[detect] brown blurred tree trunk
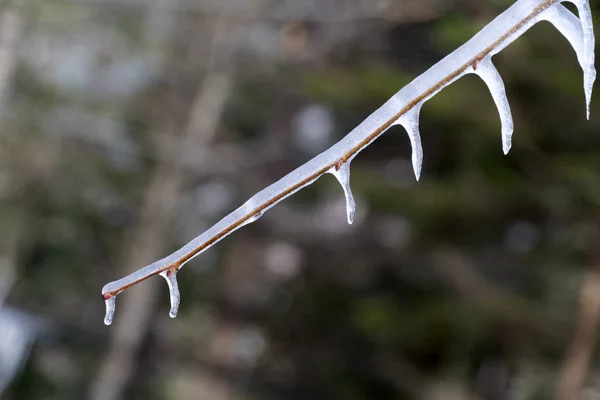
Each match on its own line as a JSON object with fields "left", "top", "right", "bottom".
{"left": 0, "top": 8, "right": 23, "bottom": 302}
{"left": 90, "top": 21, "right": 234, "bottom": 400}
{"left": 556, "top": 261, "right": 600, "bottom": 400}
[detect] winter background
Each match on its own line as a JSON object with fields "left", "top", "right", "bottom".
{"left": 1, "top": 0, "right": 600, "bottom": 399}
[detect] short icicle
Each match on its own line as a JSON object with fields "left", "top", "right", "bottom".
{"left": 160, "top": 269, "right": 180, "bottom": 318}
{"left": 330, "top": 162, "right": 356, "bottom": 224}
{"left": 541, "top": 2, "right": 595, "bottom": 119}
{"left": 398, "top": 104, "right": 423, "bottom": 180}
{"left": 104, "top": 296, "right": 116, "bottom": 326}
{"left": 473, "top": 57, "right": 513, "bottom": 154}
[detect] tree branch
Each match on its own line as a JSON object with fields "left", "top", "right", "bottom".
{"left": 102, "top": 0, "right": 596, "bottom": 324}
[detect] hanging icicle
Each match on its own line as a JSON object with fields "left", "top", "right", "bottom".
{"left": 330, "top": 162, "right": 356, "bottom": 224}
{"left": 103, "top": 295, "right": 116, "bottom": 326}
{"left": 540, "top": 3, "right": 596, "bottom": 119}
{"left": 397, "top": 104, "right": 424, "bottom": 180}
{"left": 160, "top": 269, "right": 180, "bottom": 318}
{"left": 472, "top": 58, "right": 514, "bottom": 155}
{"left": 569, "top": 0, "right": 596, "bottom": 119}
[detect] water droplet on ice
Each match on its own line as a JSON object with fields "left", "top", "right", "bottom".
{"left": 248, "top": 211, "right": 263, "bottom": 223}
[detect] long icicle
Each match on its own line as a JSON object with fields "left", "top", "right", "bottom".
{"left": 566, "top": 0, "right": 596, "bottom": 118}
{"left": 540, "top": 4, "right": 595, "bottom": 118}
{"left": 330, "top": 162, "right": 356, "bottom": 224}
{"left": 397, "top": 104, "right": 424, "bottom": 180}
{"left": 472, "top": 58, "right": 514, "bottom": 155}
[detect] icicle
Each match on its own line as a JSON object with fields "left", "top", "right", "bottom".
{"left": 104, "top": 296, "right": 116, "bottom": 326}
{"left": 473, "top": 58, "right": 514, "bottom": 155}
{"left": 330, "top": 162, "right": 356, "bottom": 224}
{"left": 572, "top": 0, "right": 596, "bottom": 120}
{"left": 160, "top": 269, "right": 180, "bottom": 318}
{"left": 397, "top": 104, "right": 423, "bottom": 180}
{"left": 542, "top": 2, "right": 595, "bottom": 119}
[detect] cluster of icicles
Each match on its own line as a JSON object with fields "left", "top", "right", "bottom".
{"left": 102, "top": 0, "right": 595, "bottom": 325}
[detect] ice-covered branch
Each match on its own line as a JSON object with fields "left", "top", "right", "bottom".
{"left": 102, "top": 0, "right": 595, "bottom": 325}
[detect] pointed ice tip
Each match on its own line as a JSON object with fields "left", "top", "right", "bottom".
{"left": 503, "top": 141, "right": 511, "bottom": 155}
{"left": 585, "top": 70, "right": 594, "bottom": 120}
{"left": 413, "top": 162, "right": 421, "bottom": 181}
{"left": 411, "top": 148, "right": 422, "bottom": 181}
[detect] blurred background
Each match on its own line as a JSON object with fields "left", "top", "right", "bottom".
{"left": 1, "top": 0, "right": 600, "bottom": 399}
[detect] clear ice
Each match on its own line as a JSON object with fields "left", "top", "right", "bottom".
{"left": 104, "top": 296, "right": 116, "bottom": 326}
{"left": 572, "top": 0, "right": 596, "bottom": 120}
{"left": 473, "top": 58, "right": 514, "bottom": 155}
{"left": 542, "top": 2, "right": 596, "bottom": 119}
{"left": 160, "top": 270, "right": 180, "bottom": 318}
{"left": 330, "top": 162, "right": 356, "bottom": 224}
{"left": 247, "top": 211, "right": 263, "bottom": 224}
{"left": 397, "top": 105, "right": 423, "bottom": 180}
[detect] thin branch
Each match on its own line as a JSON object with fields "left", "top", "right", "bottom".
{"left": 102, "top": 0, "right": 596, "bottom": 323}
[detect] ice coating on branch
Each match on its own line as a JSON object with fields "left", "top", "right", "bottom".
{"left": 473, "top": 58, "right": 514, "bottom": 154}
{"left": 104, "top": 296, "right": 116, "bottom": 326}
{"left": 330, "top": 162, "right": 356, "bottom": 224}
{"left": 397, "top": 105, "right": 423, "bottom": 180}
{"left": 101, "top": 0, "right": 597, "bottom": 326}
{"left": 541, "top": 2, "right": 596, "bottom": 119}
{"left": 160, "top": 269, "right": 180, "bottom": 318}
